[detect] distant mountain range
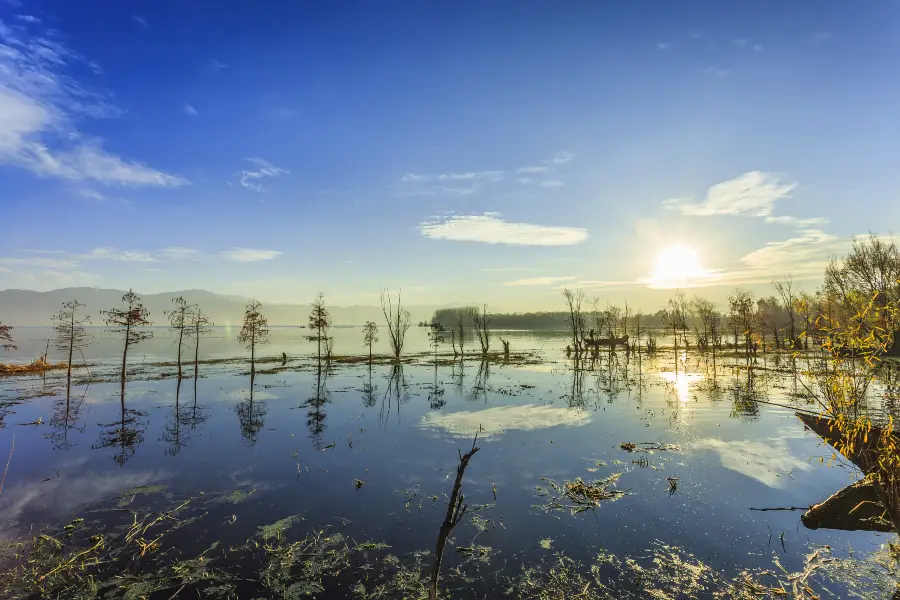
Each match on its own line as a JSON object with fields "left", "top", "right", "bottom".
{"left": 0, "top": 288, "right": 439, "bottom": 326}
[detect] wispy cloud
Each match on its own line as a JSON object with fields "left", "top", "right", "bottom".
{"left": 663, "top": 171, "right": 796, "bottom": 218}
{"left": 398, "top": 151, "right": 575, "bottom": 197}
{"left": 765, "top": 215, "right": 829, "bottom": 227}
{"left": 160, "top": 246, "right": 198, "bottom": 260}
{"left": 703, "top": 66, "right": 730, "bottom": 77}
{"left": 419, "top": 213, "right": 589, "bottom": 246}
{"left": 133, "top": 15, "right": 148, "bottom": 28}
{"left": 812, "top": 30, "right": 833, "bottom": 42}
{"left": 14, "top": 14, "right": 40, "bottom": 23}
{"left": 658, "top": 42, "right": 671, "bottom": 50}
{"left": 236, "top": 157, "right": 289, "bottom": 192}
{"left": 0, "top": 17, "right": 187, "bottom": 187}
{"left": 184, "top": 103, "right": 198, "bottom": 116}
{"left": 76, "top": 188, "right": 105, "bottom": 201}
{"left": 86, "top": 248, "right": 156, "bottom": 262}
{"left": 503, "top": 276, "right": 576, "bottom": 287}
{"left": 220, "top": 248, "right": 283, "bottom": 262}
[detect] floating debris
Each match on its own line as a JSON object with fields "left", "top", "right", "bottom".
{"left": 536, "top": 474, "right": 628, "bottom": 515}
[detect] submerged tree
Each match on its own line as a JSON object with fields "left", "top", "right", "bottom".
{"left": 166, "top": 296, "right": 194, "bottom": 379}
{"left": 363, "top": 320, "right": 378, "bottom": 363}
{"left": 238, "top": 300, "right": 270, "bottom": 375}
{"left": 563, "top": 288, "right": 585, "bottom": 354}
{"left": 103, "top": 290, "right": 153, "bottom": 393}
{"left": 186, "top": 306, "right": 213, "bottom": 380}
{"left": 307, "top": 293, "right": 331, "bottom": 361}
{"left": 471, "top": 304, "right": 491, "bottom": 355}
{"left": 1, "top": 320, "right": 16, "bottom": 351}
{"left": 728, "top": 288, "right": 756, "bottom": 359}
{"left": 381, "top": 289, "right": 411, "bottom": 360}
{"left": 774, "top": 277, "right": 799, "bottom": 349}
{"left": 51, "top": 299, "right": 92, "bottom": 395}
{"left": 454, "top": 310, "right": 466, "bottom": 358}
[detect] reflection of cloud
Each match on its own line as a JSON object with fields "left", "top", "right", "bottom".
{"left": 0, "top": 463, "right": 162, "bottom": 538}
{"left": 420, "top": 404, "right": 592, "bottom": 439}
{"left": 692, "top": 437, "right": 812, "bottom": 488}
{"left": 223, "top": 388, "right": 278, "bottom": 401}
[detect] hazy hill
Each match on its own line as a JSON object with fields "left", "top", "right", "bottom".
{"left": 0, "top": 288, "right": 437, "bottom": 326}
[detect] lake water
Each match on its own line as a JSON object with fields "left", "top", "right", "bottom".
{"left": 0, "top": 327, "right": 895, "bottom": 598}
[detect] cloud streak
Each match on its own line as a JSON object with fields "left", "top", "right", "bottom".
{"left": 419, "top": 213, "right": 589, "bottom": 246}
{"left": 219, "top": 248, "right": 283, "bottom": 262}
{"left": 0, "top": 17, "right": 187, "bottom": 187}
{"left": 237, "top": 157, "right": 289, "bottom": 192}
{"left": 503, "top": 276, "right": 576, "bottom": 287}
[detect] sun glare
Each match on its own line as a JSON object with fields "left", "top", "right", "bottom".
{"left": 649, "top": 243, "right": 715, "bottom": 288}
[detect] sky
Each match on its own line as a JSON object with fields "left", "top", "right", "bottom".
{"left": 1, "top": 0, "right": 899, "bottom": 312}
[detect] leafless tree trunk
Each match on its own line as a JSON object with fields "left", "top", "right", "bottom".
{"left": 429, "top": 435, "right": 480, "bottom": 600}
{"left": 563, "top": 288, "right": 585, "bottom": 355}
{"left": 381, "top": 290, "right": 411, "bottom": 360}
{"left": 471, "top": 304, "right": 491, "bottom": 354}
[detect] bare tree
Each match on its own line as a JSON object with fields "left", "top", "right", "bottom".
{"left": 428, "top": 436, "right": 480, "bottom": 600}
{"left": 238, "top": 300, "right": 270, "bottom": 375}
{"left": 186, "top": 306, "right": 213, "bottom": 381}
{"left": 307, "top": 293, "right": 331, "bottom": 361}
{"left": 728, "top": 288, "right": 756, "bottom": 358}
{"left": 454, "top": 311, "right": 466, "bottom": 359}
{"left": 0, "top": 321, "right": 15, "bottom": 352}
{"left": 363, "top": 320, "right": 379, "bottom": 363}
{"left": 563, "top": 288, "right": 585, "bottom": 353}
{"left": 691, "top": 296, "right": 717, "bottom": 352}
{"left": 103, "top": 290, "right": 153, "bottom": 392}
{"left": 381, "top": 289, "right": 411, "bottom": 360}
{"left": 51, "top": 299, "right": 91, "bottom": 395}
{"left": 664, "top": 290, "right": 688, "bottom": 351}
{"left": 471, "top": 304, "right": 491, "bottom": 354}
{"left": 774, "top": 277, "right": 799, "bottom": 348}
{"left": 166, "top": 296, "right": 193, "bottom": 379}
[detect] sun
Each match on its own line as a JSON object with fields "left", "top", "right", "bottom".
{"left": 649, "top": 243, "right": 715, "bottom": 288}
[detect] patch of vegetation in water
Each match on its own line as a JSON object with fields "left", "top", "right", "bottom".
{"left": 535, "top": 473, "right": 629, "bottom": 515}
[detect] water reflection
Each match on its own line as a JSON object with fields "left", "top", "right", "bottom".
{"left": 421, "top": 403, "right": 592, "bottom": 439}
{"left": 48, "top": 384, "right": 88, "bottom": 451}
{"left": 235, "top": 374, "right": 267, "bottom": 445}
{"left": 693, "top": 437, "right": 813, "bottom": 488}
{"left": 379, "top": 363, "right": 409, "bottom": 425}
{"left": 303, "top": 362, "right": 331, "bottom": 449}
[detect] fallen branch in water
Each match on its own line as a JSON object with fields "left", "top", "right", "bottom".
{"left": 0, "top": 434, "right": 13, "bottom": 495}
{"left": 428, "top": 433, "right": 480, "bottom": 600}
{"left": 749, "top": 506, "right": 810, "bottom": 512}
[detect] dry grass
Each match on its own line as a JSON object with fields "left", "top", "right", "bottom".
{"left": 0, "top": 358, "right": 68, "bottom": 376}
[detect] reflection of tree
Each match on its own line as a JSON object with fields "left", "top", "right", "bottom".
{"left": 187, "top": 376, "right": 209, "bottom": 433}
{"left": 48, "top": 384, "right": 88, "bottom": 451}
{"left": 566, "top": 365, "right": 586, "bottom": 408}
{"left": 95, "top": 387, "right": 146, "bottom": 467}
{"left": 452, "top": 359, "right": 465, "bottom": 395}
{"left": 428, "top": 363, "right": 446, "bottom": 410}
{"left": 468, "top": 360, "right": 490, "bottom": 404}
{"left": 361, "top": 364, "right": 378, "bottom": 408}
{"left": 303, "top": 361, "right": 330, "bottom": 449}
{"left": 236, "top": 374, "right": 267, "bottom": 445}
{"left": 162, "top": 378, "right": 203, "bottom": 456}
{"left": 379, "top": 363, "right": 409, "bottom": 425}
{"left": 730, "top": 368, "right": 762, "bottom": 421}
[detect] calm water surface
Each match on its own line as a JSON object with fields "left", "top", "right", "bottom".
{"left": 0, "top": 327, "right": 892, "bottom": 596}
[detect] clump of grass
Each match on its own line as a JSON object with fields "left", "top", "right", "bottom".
{"left": 536, "top": 474, "right": 628, "bottom": 515}
{"left": 0, "top": 358, "right": 68, "bottom": 376}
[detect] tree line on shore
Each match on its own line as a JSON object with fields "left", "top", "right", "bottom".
{"left": 431, "top": 234, "right": 900, "bottom": 360}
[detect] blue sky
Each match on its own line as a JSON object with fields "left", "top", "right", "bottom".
{"left": 1, "top": 0, "right": 898, "bottom": 311}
